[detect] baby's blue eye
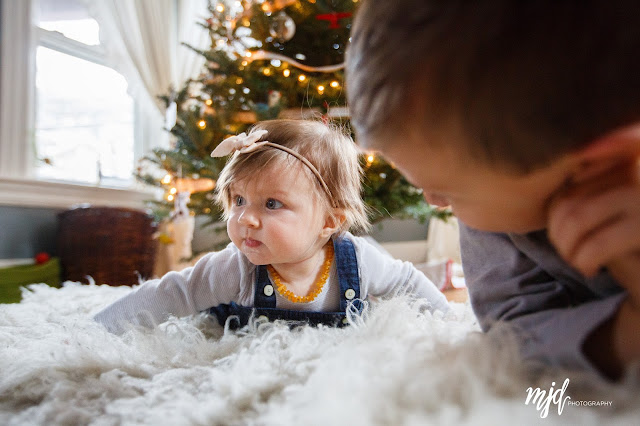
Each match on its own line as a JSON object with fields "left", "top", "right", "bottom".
{"left": 235, "top": 195, "right": 245, "bottom": 206}
{"left": 265, "top": 199, "right": 283, "bottom": 210}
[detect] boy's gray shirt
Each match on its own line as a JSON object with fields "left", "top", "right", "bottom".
{"left": 459, "top": 221, "right": 626, "bottom": 374}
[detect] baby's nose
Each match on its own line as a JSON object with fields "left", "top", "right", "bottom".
{"left": 238, "top": 208, "right": 260, "bottom": 227}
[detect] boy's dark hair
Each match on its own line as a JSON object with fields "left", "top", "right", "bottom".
{"left": 346, "top": 0, "right": 640, "bottom": 173}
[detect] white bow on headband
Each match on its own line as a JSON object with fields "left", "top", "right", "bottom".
{"left": 210, "top": 130, "right": 269, "bottom": 157}
{"left": 210, "top": 129, "right": 338, "bottom": 207}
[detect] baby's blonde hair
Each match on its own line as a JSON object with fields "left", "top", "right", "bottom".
{"left": 215, "top": 119, "right": 370, "bottom": 235}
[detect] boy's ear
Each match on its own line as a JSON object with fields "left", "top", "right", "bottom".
{"left": 320, "top": 210, "right": 346, "bottom": 238}
{"left": 568, "top": 122, "right": 640, "bottom": 183}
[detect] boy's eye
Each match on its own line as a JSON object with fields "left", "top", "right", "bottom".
{"left": 265, "top": 199, "right": 283, "bottom": 210}
{"left": 234, "top": 195, "right": 245, "bottom": 206}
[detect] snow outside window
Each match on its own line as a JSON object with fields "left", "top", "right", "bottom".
{"left": 34, "top": 0, "right": 135, "bottom": 186}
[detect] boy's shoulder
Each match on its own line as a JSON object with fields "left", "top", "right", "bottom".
{"left": 460, "top": 221, "right": 569, "bottom": 275}
{"left": 459, "top": 221, "right": 620, "bottom": 296}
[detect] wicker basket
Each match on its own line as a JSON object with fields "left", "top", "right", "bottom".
{"left": 58, "top": 206, "right": 157, "bottom": 286}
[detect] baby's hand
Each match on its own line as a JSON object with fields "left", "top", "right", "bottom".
{"left": 548, "top": 159, "right": 640, "bottom": 304}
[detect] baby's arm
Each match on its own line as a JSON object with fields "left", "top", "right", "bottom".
{"left": 352, "top": 235, "right": 450, "bottom": 313}
{"left": 94, "top": 246, "right": 245, "bottom": 334}
{"left": 460, "top": 223, "right": 626, "bottom": 377}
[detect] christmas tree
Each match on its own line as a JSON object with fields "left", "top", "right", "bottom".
{"left": 137, "top": 0, "right": 450, "bottom": 238}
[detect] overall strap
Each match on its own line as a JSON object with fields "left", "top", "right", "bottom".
{"left": 333, "top": 237, "right": 363, "bottom": 313}
{"left": 253, "top": 265, "right": 276, "bottom": 308}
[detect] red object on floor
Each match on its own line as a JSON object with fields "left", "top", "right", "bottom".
{"left": 34, "top": 252, "right": 50, "bottom": 265}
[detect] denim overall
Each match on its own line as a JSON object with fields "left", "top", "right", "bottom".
{"left": 207, "top": 237, "right": 363, "bottom": 329}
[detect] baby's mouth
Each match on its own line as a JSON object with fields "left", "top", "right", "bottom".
{"left": 244, "top": 237, "right": 262, "bottom": 248}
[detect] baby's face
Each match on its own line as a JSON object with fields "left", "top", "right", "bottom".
{"left": 375, "top": 128, "right": 576, "bottom": 233}
{"left": 226, "top": 163, "right": 329, "bottom": 266}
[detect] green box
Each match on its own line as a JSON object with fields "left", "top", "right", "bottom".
{"left": 0, "top": 258, "right": 61, "bottom": 304}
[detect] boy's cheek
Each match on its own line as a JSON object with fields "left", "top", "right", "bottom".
{"left": 423, "top": 193, "right": 450, "bottom": 207}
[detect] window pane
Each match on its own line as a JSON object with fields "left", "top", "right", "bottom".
{"left": 38, "top": 0, "right": 100, "bottom": 46}
{"left": 35, "top": 47, "right": 134, "bottom": 185}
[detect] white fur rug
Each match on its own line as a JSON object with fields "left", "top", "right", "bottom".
{"left": 1, "top": 283, "right": 639, "bottom": 426}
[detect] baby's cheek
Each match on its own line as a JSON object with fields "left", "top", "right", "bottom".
{"left": 226, "top": 218, "right": 241, "bottom": 241}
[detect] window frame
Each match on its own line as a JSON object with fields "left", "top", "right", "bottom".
{"left": 0, "top": 0, "right": 158, "bottom": 209}
{"left": 37, "top": 25, "right": 105, "bottom": 66}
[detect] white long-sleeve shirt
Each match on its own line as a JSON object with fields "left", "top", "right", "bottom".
{"left": 94, "top": 233, "right": 450, "bottom": 333}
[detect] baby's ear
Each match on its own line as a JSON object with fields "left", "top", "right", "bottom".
{"left": 320, "top": 209, "right": 346, "bottom": 238}
{"left": 569, "top": 122, "right": 640, "bottom": 183}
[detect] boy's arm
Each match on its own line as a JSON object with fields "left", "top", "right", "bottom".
{"left": 584, "top": 298, "right": 640, "bottom": 379}
{"left": 460, "top": 223, "right": 627, "bottom": 376}
{"left": 546, "top": 158, "right": 640, "bottom": 377}
{"left": 548, "top": 158, "right": 640, "bottom": 296}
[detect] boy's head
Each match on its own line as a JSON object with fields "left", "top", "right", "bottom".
{"left": 215, "top": 119, "right": 370, "bottom": 235}
{"left": 346, "top": 0, "right": 640, "bottom": 232}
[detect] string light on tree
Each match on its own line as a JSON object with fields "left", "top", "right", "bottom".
{"left": 136, "top": 0, "right": 451, "bottom": 232}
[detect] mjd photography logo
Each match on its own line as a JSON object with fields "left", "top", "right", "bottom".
{"left": 525, "top": 378, "right": 614, "bottom": 418}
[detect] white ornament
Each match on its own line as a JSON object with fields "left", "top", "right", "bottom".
{"left": 269, "top": 11, "right": 296, "bottom": 42}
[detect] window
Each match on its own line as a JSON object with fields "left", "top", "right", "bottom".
{"left": 34, "top": 0, "right": 135, "bottom": 186}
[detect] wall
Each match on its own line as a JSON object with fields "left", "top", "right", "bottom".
{"left": 0, "top": 205, "right": 62, "bottom": 259}
{"left": 369, "top": 218, "right": 429, "bottom": 243}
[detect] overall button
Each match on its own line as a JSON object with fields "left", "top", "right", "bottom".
{"left": 258, "top": 315, "right": 269, "bottom": 322}
{"left": 264, "top": 284, "right": 274, "bottom": 296}
{"left": 342, "top": 317, "right": 349, "bottom": 325}
{"left": 345, "top": 288, "right": 356, "bottom": 300}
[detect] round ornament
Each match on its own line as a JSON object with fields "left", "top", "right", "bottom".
{"left": 34, "top": 252, "right": 50, "bottom": 265}
{"left": 269, "top": 11, "right": 296, "bottom": 43}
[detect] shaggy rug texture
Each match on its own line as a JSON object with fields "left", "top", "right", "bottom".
{"left": 1, "top": 283, "right": 639, "bottom": 426}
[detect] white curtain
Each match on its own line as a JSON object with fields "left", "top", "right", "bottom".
{"left": 84, "top": 0, "right": 209, "bottom": 153}
{"left": 175, "top": 0, "right": 210, "bottom": 87}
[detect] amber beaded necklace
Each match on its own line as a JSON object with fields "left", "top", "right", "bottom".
{"left": 267, "top": 243, "right": 334, "bottom": 303}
